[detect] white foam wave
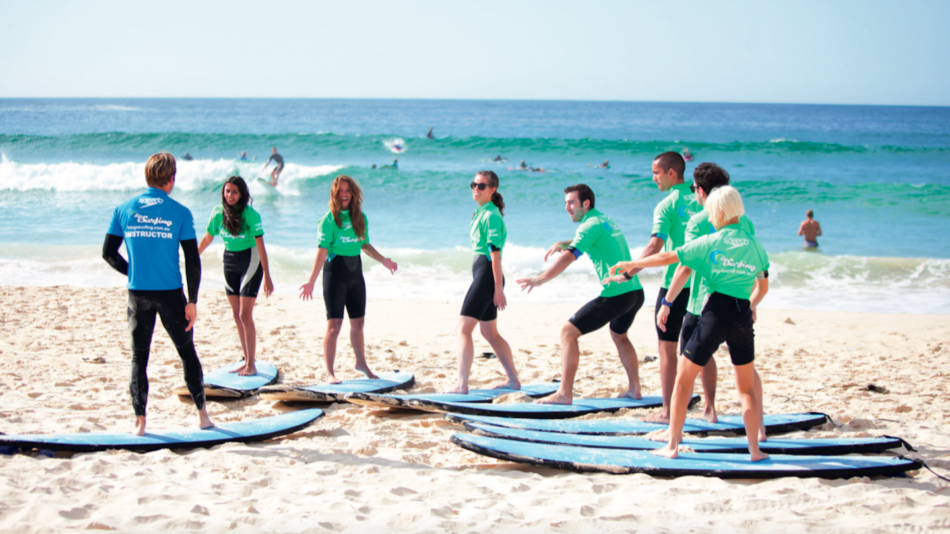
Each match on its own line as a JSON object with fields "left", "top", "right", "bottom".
{"left": 0, "top": 159, "right": 342, "bottom": 192}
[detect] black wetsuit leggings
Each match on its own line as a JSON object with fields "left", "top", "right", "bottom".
{"left": 128, "top": 289, "right": 206, "bottom": 416}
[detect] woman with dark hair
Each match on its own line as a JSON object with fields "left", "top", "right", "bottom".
{"left": 445, "top": 170, "right": 521, "bottom": 394}
{"left": 299, "top": 175, "right": 398, "bottom": 384}
{"left": 198, "top": 176, "right": 274, "bottom": 376}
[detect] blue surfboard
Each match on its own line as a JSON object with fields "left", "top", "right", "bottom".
{"left": 0, "top": 408, "right": 323, "bottom": 453}
{"left": 445, "top": 412, "right": 828, "bottom": 436}
{"left": 259, "top": 371, "right": 415, "bottom": 402}
{"left": 174, "top": 360, "right": 279, "bottom": 398}
{"left": 411, "top": 395, "right": 700, "bottom": 419}
{"left": 452, "top": 433, "right": 921, "bottom": 479}
{"left": 465, "top": 423, "right": 907, "bottom": 455}
{"left": 345, "top": 382, "right": 561, "bottom": 409}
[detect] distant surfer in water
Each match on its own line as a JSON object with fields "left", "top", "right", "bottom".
{"left": 517, "top": 184, "right": 645, "bottom": 404}
{"left": 600, "top": 160, "right": 610, "bottom": 168}
{"left": 427, "top": 127, "right": 435, "bottom": 139}
{"left": 299, "top": 175, "right": 398, "bottom": 384}
{"left": 493, "top": 155, "right": 508, "bottom": 163}
{"left": 197, "top": 176, "right": 274, "bottom": 376}
{"left": 263, "top": 147, "right": 284, "bottom": 186}
{"left": 240, "top": 151, "right": 247, "bottom": 161}
{"left": 102, "top": 152, "right": 213, "bottom": 435}
{"left": 683, "top": 149, "right": 693, "bottom": 162}
{"left": 798, "top": 210, "right": 822, "bottom": 249}
{"left": 519, "top": 160, "right": 531, "bottom": 171}
{"left": 182, "top": 153, "right": 193, "bottom": 161}
{"left": 446, "top": 171, "right": 521, "bottom": 394}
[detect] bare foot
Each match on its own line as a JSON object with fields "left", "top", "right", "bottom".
{"left": 443, "top": 382, "right": 469, "bottom": 394}
{"left": 642, "top": 412, "right": 671, "bottom": 424}
{"left": 535, "top": 391, "right": 572, "bottom": 405}
{"left": 617, "top": 388, "right": 642, "bottom": 400}
{"left": 749, "top": 449, "right": 770, "bottom": 462}
{"left": 651, "top": 443, "right": 679, "bottom": 459}
{"left": 703, "top": 408, "right": 718, "bottom": 424}
{"left": 229, "top": 364, "right": 246, "bottom": 374}
{"left": 237, "top": 364, "right": 257, "bottom": 376}
{"left": 198, "top": 409, "right": 214, "bottom": 430}
{"left": 325, "top": 372, "right": 342, "bottom": 385}
{"left": 132, "top": 416, "right": 146, "bottom": 436}
{"left": 355, "top": 365, "right": 378, "bottom": 380}
{"left": 492, "top": 380, "right": 521, "bottom": 390}
{"left": 647, "top": 429, "right": 671, "bottom": 442}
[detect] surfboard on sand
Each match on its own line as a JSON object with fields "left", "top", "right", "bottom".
{"left": 444, "top": 412, "right": 829, "bottom": 436}
{"left": 0, "top": 408, "right": 324, "bottom": 453}
{"left": 173, "top": 360, "right": 279, "bottom": 399}
{"left": 451, "top": 433, "right": 922, "bottom": 479}
{"left": 410, "top": 395, "right": 700, "bottom": 419}
{"left": 344, "top": 382, "right": 561, "bottom": 410}
{"left": 259, "top": 371, "right": 415, "bottom": 402}
{"left": 464, "top": 422, "right": 909, "bottom": 456}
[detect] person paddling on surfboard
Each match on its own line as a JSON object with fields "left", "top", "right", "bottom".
{"left": 517, "top": 184, "right": 645, "bottom": 405}
{"left": 197, "top": 176, "right": 274, "bottom": 376}
{"left": 445, "top": 171, "right": 522, "bottom": 394}
{"left": 102, "top": 152, "right": 214, "bottom": 436}
{"left": 299, "top": 175, "right": 398, "bottom": 384}
{"left": 262, "top": 147, "right": 284, "bottom": 186}
{"left": 606, "top": 185, "right": 770, "bottom": 462}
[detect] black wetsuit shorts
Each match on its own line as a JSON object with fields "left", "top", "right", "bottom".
{"left": 223, "top": 248, "right": 263, "bottom": 298}
{"left": 127, "top": 289, "right": 206, "bottom": 417}
{"left": 569, "top": 289, "right": 645, "bottom": 336}
{"left": 460, "top": 255, "right": 503, "bottom": 322}
{"left": 323, "top": 255, "right": 366, "bottom": 320}
{"left": 679, "top": 311, "right": 700, "bottom": 354}
{"left": 682, "top": 292, "right": 755, "bottom": 367}
{"left": 655, "top": 287, "right": 691, "bottom": 342}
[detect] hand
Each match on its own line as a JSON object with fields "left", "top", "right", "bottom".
{"left": 184, "top": 303, "right": 197, "bottom": 332}
{"left": 543, "top": 241, "right": 566, "bottom": 262}
{"left": 382, "top": 258, "right": 398, "bottom": 275}
{"left": 263, "top": 276, "right": 274, "bottom": 298}
{"left": 608, "top": 262, "right": 634, "bottom": 276}
{"left": 656, "top": 305, "right": 671, "bottom": 332}
{"left": 299, "top": 282, "right": 315, "bottom": 301}
{"left": 517, "top": 277, "right": 542, "bottom": 294}
{"left": 751, "top": 305, "right": 757, "bottom": 323}
{"left": 494, "top": 289, "right": 507, "bottom": 311}
{"left": 602, "top": 274, "right": 628, "bottom": 286}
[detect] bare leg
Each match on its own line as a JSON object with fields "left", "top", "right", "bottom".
{"left": 226, "top": 295, "right": 249, "bottom": 371}
{"left": 700, "top": 356, "right": 718, "bottom": 423}
{"left": 445, "top": 316, "right": 479, "bottom": 393}
{"left": 754, "top": 368, "right": 766, "bottom": 441}
{"left": 651, "top": 356, "right": 703, "bottom": 458}
{"left": 644, "top": 340, "right": 678, "bottom": 423}
{"left": 133, "top": 416, "right": 147, "bottom": 436}
{"left": 323, "top": 319, "right": 344, "bottom": 384}
{"left": 197, "top": 407, "right": 213, "bottom": 430}
{"left": 479, "top": 319, "right": 520, "bottom": 390}
{"left": 230, "top": 296, "right": 258, "bottom": 375}
{"left": 611, "top": 330, "right": 641, "bottom": 399}
{"left": 349, "top": 317, "right": 377, "bottom": 379}
{"left": 536, "top": 322, "right": 582, "bottom": 405}
{"left": 269, "top": 168, "right": 280, "bottom": 186}
{"left": 734, "top": 362, "right": 768, "bottom": 461}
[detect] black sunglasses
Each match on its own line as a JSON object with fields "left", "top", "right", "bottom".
{"left": 689, "top": 184, "right": 697, "bottom": 193}
{"left": 470, "top": 182, "right": 488, "bottom": 190}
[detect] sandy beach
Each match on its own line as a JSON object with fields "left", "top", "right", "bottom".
{"left": 1, "top": 285, "right": 948, "bottom": 533}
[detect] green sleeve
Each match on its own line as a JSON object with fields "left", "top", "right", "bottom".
{"left": 569, "top": 218, "right": 601, "bottom": 254}
{"left": 486, "top": 213, "right": 505, "bottom": 249}
{"left": 684, "top": 214, "right": 704, "bottom": 243}
{"left": 246, "top": 207, "right": 264, "bottom": 238}
{"left": 675, "top": 234, "right": 711, "bottom": 271}
{"left": 652, "top": 197, "right": 673, "bottom": 241}
{"left": 317, "top": 213, "right": 335, "bottom": 249}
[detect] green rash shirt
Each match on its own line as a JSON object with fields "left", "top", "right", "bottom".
{"left": 569, "top": 208, "right": 642, "bottom": 297}
{"left": 675, "top": 224, "right": 769, "bottom": 301}
{"left": 317, "top": 210, "right": 369, "bottom": 259}
{"left": 652, "top": 182, "right": 702, "bottom": 289}
{"left": 206, "top": 205, "right": 264, "bottom": 252}
{"left": 684, "top": 211, "right": 755, "bottom": 315}
{"left": 470, "top": 202, "right": 506, "bottom": 258}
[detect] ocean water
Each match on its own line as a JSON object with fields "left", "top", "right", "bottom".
{"left": 1, "top": 99, "right": 948, "bottom": 313}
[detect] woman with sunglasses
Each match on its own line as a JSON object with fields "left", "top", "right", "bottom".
{"left": 445, "top": 170, "right": 521, "bottom": 393}
{"left": 299, "top": 175, "right": 398, "bottom": 384}
{"left": 197, "top": 176, "right": 274, "bottom": 376}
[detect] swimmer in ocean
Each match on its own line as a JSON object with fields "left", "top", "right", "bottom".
{"left": 683, "top": 149, "right": 693, "bottom": 161}
{"left": 182, "top": 153, "right": 193, "bottom": 161}
{"left": 427, "top": 127, "right": 435, "bottom": 139}
{"left": 519, "top": 160, "right": 531, "bottom": 171}
{"left": 600, "top": 160, "right": 610, "bottom": 168}
{"left": 263, "top": 147, "right": 284, "bottom": 187}
{"left": 493, "top": 155, "right": 508, "bottom": 163}
{"left": 798, "top": 210, "right": 822, "bottom": 248}
{"left": 240, "top": 151, "right": 247, "bottom": 161}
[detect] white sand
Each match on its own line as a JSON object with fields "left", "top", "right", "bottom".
{"left": 1, "top": 286, "right": 948, "bottom": 532}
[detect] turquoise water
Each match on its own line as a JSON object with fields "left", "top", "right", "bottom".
{"left": 1, "top": 99, "right": 948, "bottom": 312}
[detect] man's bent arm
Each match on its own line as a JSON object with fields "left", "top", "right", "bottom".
{"left": 536, "top": 250, "right": 576, "bottom": 284}
{"left": 102, "top": 234, "right": 128, "bottom": 276}
{"left": 181, "top": 239, "right": 201, "bottom": 304}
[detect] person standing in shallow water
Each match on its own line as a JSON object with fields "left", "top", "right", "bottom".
{"left": 197, "top": 176, "right": 274, "bottom": 376}
{"left": 101, "top": 151, "right": 213, "bottom": 436}
{"left": 445, "top": 170, "right": 522, "bottom": 394}
{"left": 299, "top": 175, "right": 398, "bottom": 384}
{"left": 798, "top": 209, "right": 822, "bottom": 248}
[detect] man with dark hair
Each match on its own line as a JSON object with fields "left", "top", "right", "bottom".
{"left": 102, "top": 151, "right": 213, "bottom": 436}
{"left": 798, "top": 210, "right": 822, "bottom": 248}
{"left": 517, "top": 184, "right": 645, "bottom": 404}
{"left": 628, "top": 151, "right": 700, "bottom": 423}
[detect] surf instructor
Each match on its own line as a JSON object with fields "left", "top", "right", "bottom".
{"left": 102, "top": 151, "right": 213, "bottom": 436}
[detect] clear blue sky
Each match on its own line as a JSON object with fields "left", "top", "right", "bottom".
{"left": 4, "top": 0, "right": 949, "bottom": 105}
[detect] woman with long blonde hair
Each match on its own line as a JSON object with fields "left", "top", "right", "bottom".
{"left": 299, "top": 175, "right": 398, "bottom": 383}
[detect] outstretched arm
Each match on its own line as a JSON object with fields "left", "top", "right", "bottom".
{"left": 361, "top": 243, "right": 397, "bottom": 274}
{"left": 299, "top": 248, "right": 329, "bottom": 300}
{"left": 517, "top": 249, "right": 575, "bottom": 293}
{"left": 543, "top": 240, "right": 573, "bottom": 262}
{"left": 102, "top": 234, "right": 128, "bottom": 275}
{"left": 607, "top": 250, "right": 679, "bottom": 278}
{"left": 626, "top": 236, "right": 665, "bottom": 276}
